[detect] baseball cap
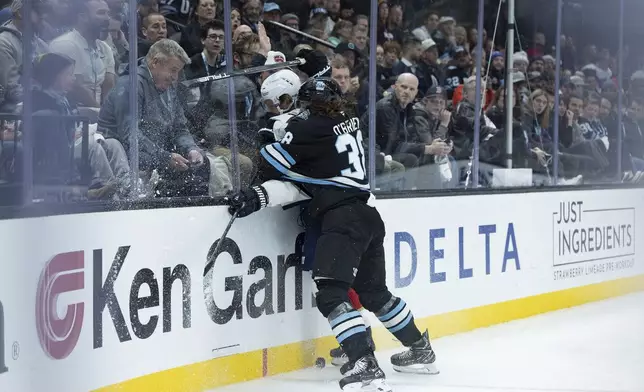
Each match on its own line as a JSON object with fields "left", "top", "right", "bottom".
{"left": 265, "top": 51, "right": 287, "bottom": 65}
{"left": 491, "top": 51, "right": 504, "bottom": 61}
{"left": 452, "top": 46, "right": 466, "bottom": 57}
{"left": 263, "top": 2, "right": 280, "bottom": 13}
{"left": 311, "top": 8, "right": 328, "bottom": 17}
{"left": 439, "top": 16, "right": 455, "bottom": 24}
{"left": 421, "top": 39, "right": 436, "bottom": 51}
{"left": 335, "top": 42, "right": 361, "bottom": 57}
{"left": 569, "top": 75, "right": 585, "bottom": 86}
{"left": 425, "top": 85, "right": 446, "bottom": 98}
{"left": 281, "top": 13, "right": 299, "bottom": 24}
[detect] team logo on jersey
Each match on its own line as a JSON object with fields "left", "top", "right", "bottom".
{"left": 316, "top": 81, "right": 326, "bottom": 91}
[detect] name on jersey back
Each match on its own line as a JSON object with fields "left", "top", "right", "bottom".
{"left": 333, "top": 118, "right": 360, "bottom": 136}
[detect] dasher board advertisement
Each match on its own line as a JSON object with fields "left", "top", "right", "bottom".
{"left": 0, "top": 188, "right": 642, "bottom": 391}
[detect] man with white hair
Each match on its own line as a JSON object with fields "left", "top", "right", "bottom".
{"left": 97, "top": 39, "right": 208, "bottom": 197}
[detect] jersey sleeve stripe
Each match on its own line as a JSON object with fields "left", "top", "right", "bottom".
{"left": 264, "top": 144, "right": 293, "bottom": 169}
{"left": 273, "top": 143, "right": 296, "bottom": 165}
{"left": 260, "top": 147, "right": 371, "bottom": 190}
{"left": 261, "top": 148, "right": 350, "bottom": 188}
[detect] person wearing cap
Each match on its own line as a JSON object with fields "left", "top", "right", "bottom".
{"left": 0, "top": 0, "right": 49, "bottom": 112}
{"left": 262, "top": 2, "right": 283, "bottom": 44}
{"left": 444, "top": 46, "right": 471, "bottom": 100}
{"left": 263, "top": 2, "right": 282, "bottom": 21}
{"left": 431, "top": 16, "right": 456, "bottom": 55}
{"left": 279, "top": 12, "right": 300, "bottom": 43}
{"left": 564, "top": 75, "right": 585, "bottom": 97}
{"left": 488, "top": 51, "right": 505, "bottom": 90}
{"left": 409, "top": 85, "right": 457, "bottom": 189}
{"left": 417, "top": 38, "right": 442, "bottom": 95}
{"left": 334, "top": 42, "right": 361, "bottom": 70}
{"left": 308, "top": 7, "right": 330, "bottom": 32}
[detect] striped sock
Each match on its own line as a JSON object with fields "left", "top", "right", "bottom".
{"left": 376, "top": 297, "right": 421, "bottom": 346}
{"left": 328, "top": 302, "right": 369, "bottom": 361}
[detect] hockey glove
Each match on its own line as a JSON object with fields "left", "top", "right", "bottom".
{"left": 257, "top": 127, "right": 276, "bottom": 148}
{"left": 297, "top": 49, "right": 331, "bottom": 78}
{"left": 226, "top": 185, "right": 269, "bottom": 218}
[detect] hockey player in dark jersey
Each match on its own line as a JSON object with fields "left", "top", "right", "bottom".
{"left": 228, "top": 77, "right": 439, "bottom": 391}
{"left": 258, "top": 65, "right": 377, "bottom": 369}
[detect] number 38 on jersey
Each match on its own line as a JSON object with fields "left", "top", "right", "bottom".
{"left": 333, "top": 118, "right": 366, "bottom": 181}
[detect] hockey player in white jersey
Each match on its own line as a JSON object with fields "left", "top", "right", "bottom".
{"left": 258, "top": 69, "right": 308, "bottom": 143}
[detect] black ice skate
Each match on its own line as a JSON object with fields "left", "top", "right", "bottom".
{"left": 390, "top": 330, "right": 439, "bottom": 374}
{"left": 332, "top": 327, "right": 376, "bottom": 368}
{"left": 339, "top": 355, "right": 392, "bottom": 392}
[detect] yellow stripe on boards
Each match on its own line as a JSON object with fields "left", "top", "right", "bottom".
{"left": 95, "top": 274, "right": 644, "bottom": 392}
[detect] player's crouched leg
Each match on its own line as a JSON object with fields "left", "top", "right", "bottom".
{"left": 316, "top": 280, "right": 391, "bottom": 391}
{"left": 331, "top": 289, "right": 376, "bottom": 368}
{"left": 361, "top": 292, "right": 439, "bottom": 375}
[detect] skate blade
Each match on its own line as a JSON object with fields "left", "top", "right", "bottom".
{"left": 392, "top": 362, "right": 439, "bottom": 375}
{"left": 341, "top": 379, "right": 393, "bottom": 392}
{"left": 331, "top": 357, "right": 350, "bottom": 366}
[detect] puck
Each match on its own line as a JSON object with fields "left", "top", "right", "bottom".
{"left": 315, "top": 357, "right": 326, "bottom": 368}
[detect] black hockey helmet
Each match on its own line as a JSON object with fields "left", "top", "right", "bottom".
{"left": 298, "top": 77, "right": 343, "bottom": 105}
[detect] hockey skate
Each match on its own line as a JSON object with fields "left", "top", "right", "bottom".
{"left": 339, "top": 355, "right": 392, "bottom": 392}
{"left": 390, "top": 330, "right": 439, "bottom": 374}
{"left": 332, "top": 327, "right": 376, "bottom": 368}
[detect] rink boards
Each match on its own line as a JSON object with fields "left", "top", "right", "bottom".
{"left": 0, "top": 188, "right": 643, "bottom": 391}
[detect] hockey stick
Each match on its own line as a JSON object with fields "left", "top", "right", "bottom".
{"left": 203, "top": 202, "right": 245, "bottom": 277}
{"left": 182, "top": 58, "right": 306, "bottom": 87}
{"left": 263, "top": 20, "right": 337, "bottom": 49}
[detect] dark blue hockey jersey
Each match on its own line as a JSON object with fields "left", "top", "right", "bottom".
{"left": 259, "top": 112, "right": 372, "bottom": 216}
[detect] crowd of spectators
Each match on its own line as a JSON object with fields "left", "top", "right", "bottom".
{"left": 0, "top": 0, "right": 642, "bottom": 204}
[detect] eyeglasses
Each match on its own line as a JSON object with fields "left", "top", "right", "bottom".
{"left": 207, "top": 34, "right": 225, "bottom": 41}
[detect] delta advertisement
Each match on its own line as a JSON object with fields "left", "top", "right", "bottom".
{"left": 0, "top": 188, "right": 642, "bottom": 391}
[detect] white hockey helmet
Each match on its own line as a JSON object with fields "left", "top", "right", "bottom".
{"left": 260, "top": 69, "right": 302, "bottom": 114}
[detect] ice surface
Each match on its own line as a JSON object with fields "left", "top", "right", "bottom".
{"left": 211, "top": 292, "right": 644, "bottom": 392}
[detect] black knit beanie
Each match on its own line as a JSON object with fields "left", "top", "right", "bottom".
{"left": 33, "top": 52, "right": 75, "bottom": 89}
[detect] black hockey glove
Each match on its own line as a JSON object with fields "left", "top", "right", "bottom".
{"left": 226, "top": 185, "right": 269, "bottom": 218}
{"left": 297, "top": 49, "right": 331, "bottom": 78}
{"left": 257, "top": 127, "right": 276, "bottom": 148}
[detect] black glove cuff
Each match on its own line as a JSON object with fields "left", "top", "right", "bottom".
{"left": 252, "top": 185, "right": 269, "bottom": 209}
